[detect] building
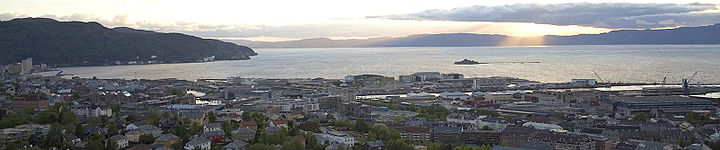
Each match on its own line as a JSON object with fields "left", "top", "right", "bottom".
{"left": 71, "top": 106, "right": 112, "bottom": 118}
{"left": 155, "top": 134, "right": 180, "bottom": 147}
{"left": 231, "top": 128, "right": 255, "bottom": 141}
{"left": 319, "top": 96, "right": 341, "bottom": 110}
{"left": 204, "top": 123, "right": 222, "bottom": 132}
{"left": 240, "top": 121, "right": 257, "bottom": 130}
{"left": 604, "top": 96, "right": 719, "bottom": 118}
{"left": 270, "top": 98, "right": 319, "bottom": 113}
{"left": 461, "top": 129, "right": 502, "bottom": 145}
{"left": 412, "top": 72, "right": 442, "bottom": 82}
{"left": 439, "top": 92, "right": 470, "bottom": 100}
{"left": 442, "top": 73, "right": 464, "bottom": 80}
{"left": 362, "top": 140, "right": 385, "bottom": 150}
{"left": 203, "top": 130, "right": 226, "bottom": 144}
{"left": 21, "top": 58, "right": 32, "bottom": 74}
{"left": 342, "top": 101, "right": 372, "bottom": 120}
{"left": 108, "top": 135, "right": 129, "bottom": 149}
{"left": 433, "top": 126, "right": 462, "bottom": 143}
{"left": 344, "top": 74, "right": 394, "bottom": 84}
{"left": 316, "top": 132, "right": 355, "bottom": 148}
{"left": 394, "top": 126, "right": 432, "bottom": 142}
{"left": 472, "top": 77, "right": 516, "bottom": 91}
{"left": 125, "top": 125, "right": 163, "bottom": 142}
{"left": 0, "top": 124, "right": 50, "bottom": 146}
{"left": 185, "top": 137, "right": 211, "bottom": 150}
{"left": 270, "top": 120, "right": 289, "bottom": 128}
{"left": 223, "top": 140, "right": 248, "bottom": 150}
{"left": 571, "top": 79, "right": 596, "bottom": 87}
{"left": 11, "top": 94, "right": 49, "bottom": 112}
{"left": 529, "top": 132, "right": 595, "bottom": 150}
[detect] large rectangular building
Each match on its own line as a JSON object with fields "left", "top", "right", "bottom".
{"left": 603, "top": 96, "right": 719, "bottom": 118}
{"left": 12, "top": 95, "right": 49, "bottom": 112}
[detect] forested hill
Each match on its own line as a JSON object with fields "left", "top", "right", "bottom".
{"left": 0, "top": 18, "right": 257, "bottom": 66}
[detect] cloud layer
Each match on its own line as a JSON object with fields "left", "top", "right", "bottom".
{"left": 371, "top": 3, "right": 720, "bottom": 29}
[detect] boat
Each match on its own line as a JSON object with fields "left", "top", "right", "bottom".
{"left": 454, "top": 59, "right": 480, "bottom": 65}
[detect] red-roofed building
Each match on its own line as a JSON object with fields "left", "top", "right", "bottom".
{"left": 240, "top": 121, "right": 257, "bottom": 130}
{"left": 270, "top": 120, "right": 288, "bottom": 128}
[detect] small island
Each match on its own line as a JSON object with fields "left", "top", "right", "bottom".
{"left": 454, "top": 59, "right": 481, "bottom": 65}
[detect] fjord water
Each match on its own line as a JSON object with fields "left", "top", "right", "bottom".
{"left": 57, "top": 45, "right": 720, "bottom": 83}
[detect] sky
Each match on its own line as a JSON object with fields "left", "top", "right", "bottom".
{"left": 1, "top": 0, "right": 719, "bottom": 41}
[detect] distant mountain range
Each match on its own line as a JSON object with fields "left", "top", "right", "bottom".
{"left": 0, "top": 18, "right": 257, "bottom": 67}
{"left": 235, "top": 24, "right": 720, "bottom": 48}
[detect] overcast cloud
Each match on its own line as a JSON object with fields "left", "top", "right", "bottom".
{"left": 371, "top": 3, "right": 720, "bottom": 28}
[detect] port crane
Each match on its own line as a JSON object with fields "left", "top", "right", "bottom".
{"left": 593, "top": 71, "right": 605, "bottom": 83}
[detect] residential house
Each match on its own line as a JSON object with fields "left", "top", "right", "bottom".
{"left": 240, "top": 121, "right": 257, "bottom": 130}
{"left": 223, "top": 140, "right": 248, "bottom": 150}
{"left": 204, "top": 123, "right": 222, "bottom": 132}
{"left": 203, "top": 130, "right": 226, "bottom": 144}
{"left": 362, "top": 140, "right": 385, "bottom": 150}
{"left": 155, "top": 133, "right": 180, "bottom": 147}
{"left": 231, "top": 128, "right": 255, "bottom": 141}
{"left": 126, "top": 125, "right": 163, "bottom": 142}
{"left": 315, "top": 133, "right": 355, "bottom": 148}
{"left": 108, "top": 135, "right": 129, "bottom": 149}
{"left": 185, "top": 137, "right": 211, "bottom": 150}
{"left": 270, "top": 120, "right": 289, "bottom": 128}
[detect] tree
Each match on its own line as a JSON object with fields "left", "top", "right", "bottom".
{"left": 454, "top": 145, "right": 481, "bottom": 150}
{"left": 305, "top": 133, "right": 324, "bottom": 150}
{"left": 59, "top": 110, "right": 78, "bottom": 125}
{"left": 222, "top": 121, "right": 233, "bottom": 136}
{"left": 480, "top": 144, "right": 493, "bottom": 150}
{"left": 6, "top": 140, "right": 29, "bottom": 150}
{"left": 87, "top": 117, "right": 102, "bottom": 126}
{"left": 633, "top": 113, "right": 650, "bottom": 121}
{"left": 289, "top": 126, "right": 301, "bottom": 136}
{"left": 146, "top": 110, "right": 161, "bottom": 125}
{"left": 109, "top": 102, "right": 121, "bottom": 113}
{"left": 87, "top": 140, "right": 104, "bottom": 150}
{"left": 385, "top": 139, "right": 412, "bottom": 150}
{"left": 687, "top": 112, "right": 710, "bottom": 125}
{"left": 0, "top": 112, "right": 26, "bottom": 128}
{"left": 482, "top": 125, "right": 492, "bottom": 130}
{"left": 40, "top": 123, "right": 64, "bottom": 148}
{"left": 247, "top": 143, "right": 275, "bottom": 150}
{"left": 281, "top": 138, "right": 305, "bottom": 150}
{"left": 106, "top": 124, "right": 118, "bottom": 137}
{"left": 367, "top": 124, "right": 400, "bottom": 142}
{"left": 242, "top": 112, "right": 252, "bottom": 121}
{"left": 205, "top": 111, "right": 217, "bottom": 123}
{"left": 355, "top": 119, "right": 371, "bottom": 133}
{"left": 267, "top": 128, "right": 290, "bottom": 145}
{"left": 139, "top": 134, "right": 155, "bottom": 144}
{"left": 425, "top": 142, "right": 446, "bottom": 150}
{"left": 106, "top": 139, "right": 118, "bottom": 150}
{"left": 171, "top": 123, "right": 189, "bottom": 139}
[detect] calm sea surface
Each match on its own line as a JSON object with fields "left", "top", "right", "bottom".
{"left": 54, "top": 45, "right": 720, "bottom": 83}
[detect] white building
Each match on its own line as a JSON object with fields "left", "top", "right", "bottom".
{"left": 522, "top": 122, "right": 563, "bottom": 131}
{"left": 21, "top": 58, "right": 32, "bottom": 74}
{"left": 472, "top": 77, "right": 516, "bottom": 90}
{"left": 270, "top": 98, "right": 319, "bottom": 112}
{"left": 185, "top": 137, "right": 211, "bottom": 150}
{"left": 412, "top": 72, "right": 442, "bottom": 82}
{"left": 315, "top": 132, "right": 355, "bottom": 148}
{"left": 204, "top": 123, "right": 222, "bottom": 132}
{"left": 71, "top": 106, "right": 112, "bottom": 118}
